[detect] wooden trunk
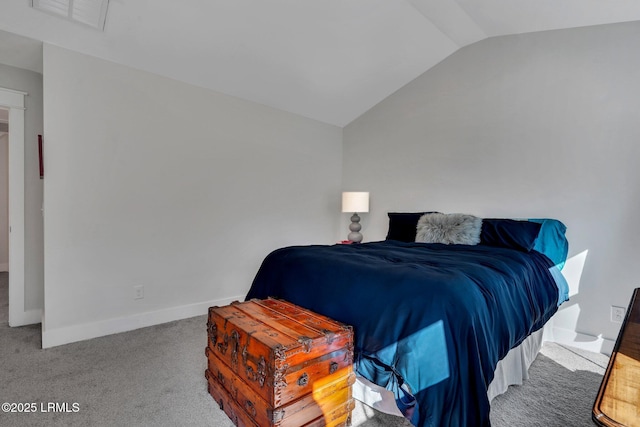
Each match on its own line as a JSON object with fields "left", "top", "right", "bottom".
{"left": 206, "top": 366, "right": 355, "bottom": 427}
{"left": 205, "top": 298, "right": 355, "bottom": 427}
{"left": 593, "top": 288, "right": 640, "bottom": 427}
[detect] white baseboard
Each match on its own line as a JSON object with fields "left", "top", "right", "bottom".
{"left": 41, "top": 295, "right": 245, "bottom": 349}
{"left": 0, "top": 263, "right": 8, "bottom": 271}
{"left": 546, "top": 325, "right": 615, "bottom": 356}
{"left": 8, "top": 308, "right": 42, "bottom": 327}
{"left": 40, "top": 298, "right": 619, "bottom": 354}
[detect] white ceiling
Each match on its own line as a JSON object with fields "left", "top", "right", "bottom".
{"left": 1, "top": 1, "right": 640, "bottom": 126}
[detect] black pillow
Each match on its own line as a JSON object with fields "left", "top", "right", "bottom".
{"left": 480, "top": 219, "right": 542, "bottom": 252}
{"left": 386, "top": 212, "right": 437, "bottom": 242}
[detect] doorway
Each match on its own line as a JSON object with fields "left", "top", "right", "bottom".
{"left": 0, "top": 107, "right": 8, "bottom": 274}
{"left": 0, "top": 86, "right": 31, "bottom": 327}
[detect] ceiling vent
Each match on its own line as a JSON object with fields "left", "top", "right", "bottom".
{"left": 31, "top": 0, "right": 110, "bottom": 31}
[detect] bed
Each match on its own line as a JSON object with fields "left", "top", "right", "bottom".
{"left": 245, "top": 213, "right": 569, "bottom": 427}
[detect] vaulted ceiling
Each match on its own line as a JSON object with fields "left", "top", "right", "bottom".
{"left": 1, "top": 1, "right": 640, "bottom": 126}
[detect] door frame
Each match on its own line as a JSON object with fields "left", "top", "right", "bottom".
{"left": 0, "top": 86, "right": 37, "bottom": 326}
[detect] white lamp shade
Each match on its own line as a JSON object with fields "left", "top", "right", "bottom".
{"left": 342, "top": 192, "right": 369, "bottom": 213}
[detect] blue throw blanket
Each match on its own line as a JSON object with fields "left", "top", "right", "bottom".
{"left": 245, "top": 241, "right": 567, "bottom": 427}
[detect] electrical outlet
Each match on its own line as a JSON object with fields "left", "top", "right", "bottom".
{"left": 611, "top": 306, "right": 625, "bottom": 323}
{"left": 134, "top": 285, "right": 144, "bottom": 300}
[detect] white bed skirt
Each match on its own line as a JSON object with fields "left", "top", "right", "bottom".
{"left": 353, "top": 328, "right": 545, "bottom": 417}
{"left": 487, "top": 327, "right": 543, "bottom": 401}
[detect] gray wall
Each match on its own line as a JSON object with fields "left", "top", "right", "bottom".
{"left": 42, "top": 45, "right": 343, "bottom": 347}
{"left": 343, "top": 21, "right": 640, "bottom": 345}
{"left": 0, "top": 63, "right": 44, "bottom": 310}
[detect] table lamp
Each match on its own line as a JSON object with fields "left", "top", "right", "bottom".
{"left": 342, "top": 192, "right": 369, "bottom": 243}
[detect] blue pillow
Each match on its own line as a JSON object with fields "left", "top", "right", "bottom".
{"left": 480, "top": 219, "right": 542, "bottom": 252}
{"left": 528, "top": 218, "right": 569, "bottom": 269}
{"left": 386, "top": 212, "right": 438, "bottom": 242}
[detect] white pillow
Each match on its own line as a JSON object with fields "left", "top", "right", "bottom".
{"left": 415, "top": 213, "right": 482, "bottom": 245}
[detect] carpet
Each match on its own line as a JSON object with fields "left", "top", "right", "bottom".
{"left": 0, "top": 272, "right": 609, "bottom": 426}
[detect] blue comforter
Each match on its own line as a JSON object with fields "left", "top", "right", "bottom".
{"left": 245, "top": 241, "right": 567, "bottom": 427}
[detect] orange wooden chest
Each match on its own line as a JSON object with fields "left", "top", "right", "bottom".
{"left": 205, "top": 298, "right": 355, "bottom": 427}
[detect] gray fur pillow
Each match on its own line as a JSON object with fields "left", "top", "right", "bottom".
{"left": 415, "top": 213, "right": 482, "bottom": 245}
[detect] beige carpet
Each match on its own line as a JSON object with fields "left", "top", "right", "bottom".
{"left": 0, "top": 272, "right": 609, "bottom": 426}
